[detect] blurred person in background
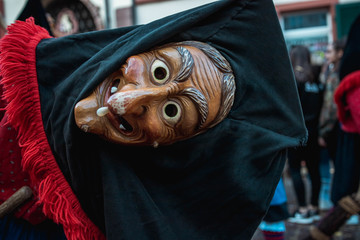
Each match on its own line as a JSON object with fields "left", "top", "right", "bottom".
{"left": 318, "top": 40, "right": 345, "bottom": 161}
{"left": 303, "top": 14, "right": 360, "bottom": 240}
{"left": 288, "top": 45, "right": 323, "bottom": 224}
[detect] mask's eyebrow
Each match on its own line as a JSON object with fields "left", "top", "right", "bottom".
{"left": 174, "top": 46, "right": 194, "bottom": 82}
{"left": 180, "top": 87, "right": 208, "bottom": 129}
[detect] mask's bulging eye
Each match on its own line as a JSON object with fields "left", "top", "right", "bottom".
{"left": 162, "top": 101, "right": 181, "bottom": 124}
{"left": 151, "top": 60, "right": 169, "bottom": 83}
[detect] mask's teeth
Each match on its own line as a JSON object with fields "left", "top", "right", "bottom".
{"left": 111, "top": 87, "right": 118, "bottom": 94}
{"left": 96, "top": 107, "right": 109, "bottom": 117}
{"left": 119, "top": 124, "right": 126, "bottom": 131}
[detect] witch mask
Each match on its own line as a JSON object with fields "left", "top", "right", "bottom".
{"left": 74, "top": 41, "right": 235, "bottom": 146}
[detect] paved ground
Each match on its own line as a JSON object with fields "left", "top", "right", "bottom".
{"left": 252, "top": 215, "right": 360, "bottom": 240}
{"left": 251, "top": 160, "right": 360, "bottom": 240}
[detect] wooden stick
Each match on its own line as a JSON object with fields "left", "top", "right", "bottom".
{"left": 303, "top": 193, "right": 360, "bottom": 240}
{"left": 0, "top": 186, "right": 33, "bottom": 218}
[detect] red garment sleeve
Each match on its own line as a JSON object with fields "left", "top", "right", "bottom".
{"left": 345, "top": 87, "right": 360, "bottom": 133}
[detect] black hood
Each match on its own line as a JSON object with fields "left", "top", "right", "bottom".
{"left": 340, "top": 14, "right": 360, "bottom": 80}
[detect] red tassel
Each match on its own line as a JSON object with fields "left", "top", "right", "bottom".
{"left": 0, "top": 18, "right": 105, "bottom": 240}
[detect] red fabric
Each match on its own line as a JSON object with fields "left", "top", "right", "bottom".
{"left": 1, "top": 84, "right": 46, "bottom": 224}
{"left": 0, "top": 112, "right": 47, "bottom": 224}
{"left": 261, "top": 230, "right": 285, "bottom": 240}
{"left": 334, "top": 70, "right": 360, "bottom": 134}
{"left": 0, "top": 18, "right": 105, "bottom": 239}
{"left": 344, "top": 87, "right": 360, "bottom": 133}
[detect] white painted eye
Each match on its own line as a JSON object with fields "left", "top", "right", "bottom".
{"left": 162, "top": 101, "right": 181, "bottom": 124}
{"left": 151, "top": 60, "right": 170, "bottom": 83}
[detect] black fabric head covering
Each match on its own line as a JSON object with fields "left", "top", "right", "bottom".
{"left": 8, "top": 0, "right": 306, "bottom": 239}
{"left": 17, "top": 0, "right": 53, "bottom": 35}
{"left": 340, "top": 14, "right": 360, "bottom": 80}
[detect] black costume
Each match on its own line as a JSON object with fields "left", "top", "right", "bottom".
{"left": 0, "top": 0, "right": 307, "bottom": 239}
{"left": 288, "top": 80, "right": 323, "bottom": 208}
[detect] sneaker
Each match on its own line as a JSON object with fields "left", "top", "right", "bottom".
{"left": 308, "top": 209, "right": 321, "bottom": 221}
{"left": 288, "top": 210, "right": 313, "bottom": 224}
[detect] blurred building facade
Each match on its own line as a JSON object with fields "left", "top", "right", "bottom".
{"left": 0, "top": 0, "right": 359, "bottom": 61}
{"left": 132, "top": 0, "right": 360, "bottom": 64}
{"left": 275, "top": 0, "right": 360, "bottom": 63}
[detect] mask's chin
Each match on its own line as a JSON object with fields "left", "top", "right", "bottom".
{"left": 74, "top": 90, "right": 104, "bottom": 135}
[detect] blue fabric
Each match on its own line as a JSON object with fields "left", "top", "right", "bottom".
{"left": 0, "top": 216, "right": 66, "bottom": 240}
{"left": 259, "top": 220, "right": 286, "bottom": 232}
{"left": 270, "top": 178, "right": 287, "bottom": 206}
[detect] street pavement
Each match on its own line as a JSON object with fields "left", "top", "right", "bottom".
{"left": 252, "top": 218, "right": 360, "bottom": 240}
{"left": 251, "top": 161, "right": 360, "bottom": 240}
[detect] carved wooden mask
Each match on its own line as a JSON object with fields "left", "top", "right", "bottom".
{"left": 74, "top": 41, "right": 235, "bottom": 147}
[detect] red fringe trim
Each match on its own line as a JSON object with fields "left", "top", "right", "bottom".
{"left": 0, "top": 18, "right": 105, "bottom": 240}
{"left": 334, "top": 70, "right": 360, "bottom": 125}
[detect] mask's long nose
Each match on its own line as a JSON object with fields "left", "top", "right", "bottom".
{"left": 107, "top": 88, "right": 168, "bottom": 116}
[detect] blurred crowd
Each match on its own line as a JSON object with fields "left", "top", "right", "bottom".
{"left": 258, "top": 14, "right": 360, "bottom": 240}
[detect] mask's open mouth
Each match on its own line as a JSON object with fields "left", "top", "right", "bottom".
{"left": 118, "top": 116, "right": 133, "bottom": 133}
{"left": 104, "top": 111, "right": 134, "bottom": 135}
